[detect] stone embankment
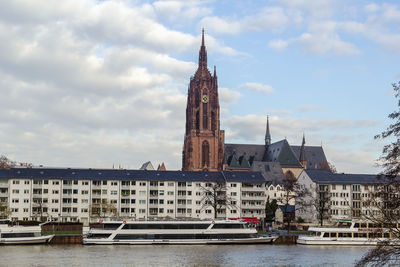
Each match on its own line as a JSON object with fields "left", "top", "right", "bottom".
{"left": 41, "top": 222, "right": 83, "bottom": 244}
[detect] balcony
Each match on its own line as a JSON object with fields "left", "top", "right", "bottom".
{"left": 120, "top": 203, "right": 131, "bottom": 208}
{"left": 241, "top": 186, "right": 264, "bottom": 192}
{"left": 241, "top": 194, "right": 265, "bottom": 201}
{"left": 241, "top": 205, "right": 264, "bottom": 210}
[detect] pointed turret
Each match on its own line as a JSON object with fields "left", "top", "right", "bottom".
{"left": 198, "top": 28, "right": 207, "bottom": 68}
{"left": 299, "top": 133, "right": 307, "bottom": 168}
{"left": 265, "top": 116, "right": 271, "bottom": 146}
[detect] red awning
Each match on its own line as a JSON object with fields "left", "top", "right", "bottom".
{"left": 229, "top": 218, "right": 260, "bottom": 223}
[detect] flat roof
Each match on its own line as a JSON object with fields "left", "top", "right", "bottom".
{"left": 0, "top": 168, "right": 265, "bottom": 183}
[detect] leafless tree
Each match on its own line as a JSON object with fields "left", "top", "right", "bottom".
{"left": 279, "top": 171, "right": 311, "bottom": 232}
{"left": 355, "top": 182, "right": 400, "bottom": 267}
{"left": 0, "top": 200, "right": 11, "bottom": 219}
{"left": 355, "top": 81, "right": 400, "bottom": 267}
{"left": 90, "top": 199, "right": 118, "bottom": 219}
{"left": 200, "top": 181, "right": 236, "bottom": 219}
{"left": 0, "top": 155, "right": 15, "bottom": 170}
{"left": 320, "top": 161, "right": 337, "bottom": 173}
{"left": 312, "top": 184, "right": 331, "bottom": 226}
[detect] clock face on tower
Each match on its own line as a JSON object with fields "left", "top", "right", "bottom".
{"left": 201, "top": 95, "right": 209, "bottom": 103}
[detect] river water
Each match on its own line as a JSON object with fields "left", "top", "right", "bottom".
{"left": 0, "top": 244, "right": 369, "bottom": 267}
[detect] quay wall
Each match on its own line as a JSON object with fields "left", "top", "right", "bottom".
{"left": 274, "top": 235, "right": 297, "bottom": 244}
{"left": 41, "top": 222, "right": 83, "bottom": 244}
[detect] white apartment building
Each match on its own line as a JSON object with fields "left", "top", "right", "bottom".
{"left": 0, "top": 168, "right": 266, "bottom": 225}
{"left": 296, "top": 169, "right": 382, "bottom": 224}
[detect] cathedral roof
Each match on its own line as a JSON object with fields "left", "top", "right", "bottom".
{"left": 291, "top": 145, "right": 327, "bottom": 169}
{"left": 224, "top": 140, "right": 327, "bottom": 170}
{"left": 263, "top": 139, "right": 302, "bottom": 167}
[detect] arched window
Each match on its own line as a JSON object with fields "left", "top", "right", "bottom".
{"left": 211, "top": 111, "right": 216, "bottom": 131}
{"left": 196, "top": 111, "right": 200, "bottom": 130}
{"left": 202, "top": 140, "right": 210, "bottom": 167}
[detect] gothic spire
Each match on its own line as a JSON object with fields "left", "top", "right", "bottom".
{"left": 198, "top": 28, "right": 207, "bottom": 68}
{"left": 299, "top": 133, "right": 306, "bottom": 164}
{"left": 265, "top": 116, "right": 271, "bottom": 146}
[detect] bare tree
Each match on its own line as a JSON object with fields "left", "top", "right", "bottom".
{"left": 32, "top": 198, "right": 47, "bottom": 222}
{"left": 90, "top": 200, "right": 118, "bottom": 220}
{"left": 278, "top": 172, "right": 311, "bottom": 232}
{"left": 200, "top": 181, "right": 235, "bottom": 219}
{"left": 312, "top": 184, "right": 331, "bottom": 226}
{"left": 0, "top": 201, "right": 11, "bottom": 219}
{"left": 0, "top": 155, "right": 15, "bottom": 170}
{"left": 320, "top": 161, "right": 337, "bottom": 173}
{"left": 356, "top": 81, "right": 400, "bottom": 267}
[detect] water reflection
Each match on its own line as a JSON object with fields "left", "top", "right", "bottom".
{"left": 0, "top": 245, "right": 368, "bottom": 267}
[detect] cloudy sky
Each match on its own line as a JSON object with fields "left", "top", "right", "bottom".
{"left": 0, "top": 0, "right": 399, "bottom": 173}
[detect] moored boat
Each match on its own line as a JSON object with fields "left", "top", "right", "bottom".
{"left": 297, "top": 219, "right": 400, "bottom": 245}
{"left": 0, "top": 220, "right": 54, "bottom": 245}
{"left": 83, "top": 219, "right": 278, "bottom": 245}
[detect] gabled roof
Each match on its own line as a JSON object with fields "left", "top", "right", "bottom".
{"left": 0, "top": 167, "right": 265, "bottom": 183}
{"left": 264, "top": 140, "right": 302, "bottom": 168}
{"left": 250, "top": 161, "right": 285, "bottom": 185}
{"left": 224, "top": 143, "right": 265, "bottom": 163}
{"left": 292, "top": 146, "right": 327, "bottom": 169}
{"left": 139, "top": 161, "right": 154, "bottom": 170}
{"left": 305, "top": 169, "right": 385, "bottom": 184}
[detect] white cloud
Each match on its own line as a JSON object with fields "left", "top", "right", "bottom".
{"left": 153, "top": 0, "right": 212, "bottom": 23}
{"left": 200, "top": 7, "right": 289, "bottom": 35}
{"left": 240, "top": 82, "right": 274, "bottom": 94}
{"left": 268, "top": 39, "right": 288, "bottom": 50}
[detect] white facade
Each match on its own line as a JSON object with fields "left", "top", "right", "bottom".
{"left": 296, "top": 170, "right": 379, "bottom": 224}
{"left": 0, "top": 171, "right": 266, "bottom": 225}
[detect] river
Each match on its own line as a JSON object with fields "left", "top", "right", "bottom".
{"left": 0, "top": 244, "right": 369, "bottom": 267}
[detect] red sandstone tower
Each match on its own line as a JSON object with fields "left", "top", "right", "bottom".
{"left": 182, "top": 30, "right": 225, "bottom": 171}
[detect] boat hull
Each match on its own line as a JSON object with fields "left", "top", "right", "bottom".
{"left": 0, "top": 235, "right": 54, "bottom": 245}
{"left": 297, "top": 237, "right": 390, "bottom": 246}
{"left": 83, "top": 236, "right": 277, "bottom": 245}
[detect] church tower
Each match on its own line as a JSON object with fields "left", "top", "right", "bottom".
{"left": 182, "top": 29, "right": 225, "bottom": 171}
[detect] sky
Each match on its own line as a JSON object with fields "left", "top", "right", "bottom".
{"left": 0, "top": 0, "right": 399, "bottom": 174}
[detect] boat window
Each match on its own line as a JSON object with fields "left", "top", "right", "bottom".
{"left": 360, "top": 223, "right": 367, "bottom": 228}
{"left": 2, "top": 233, "right": 35, "bottom": 238}
{"left": 354, "top": 223, "right": 360, "bottom": 228}
{"left": 113, "top": 233, "right": 257, "bottom": 240}
{"left": 212, "top": 224, "right": 244, "bottom": 229}
{"left": 323, "top": 233, "right": 329, "bottom": 237}
{"left": 122, "top": 224, "right": 209, "bottom": 230}
{"left": 103, "top": 223, "right": 122, "bottom": 230}
{"left": 338, "top": 233, "right": 351, "bottom": 238}
{"left": 88, "top": 233, "right": 112, "bottom": 239}
{"left": 384, "top": 233, "right": 390, "bottom": 238}
{"left": 338, "top": 222, "right": 351, "bottom": 228}
{"left": 354, "top": 233, "right": 367, "bottom": 238}
{"left": 370, "top": 232, "right": 382, "bottom": 238}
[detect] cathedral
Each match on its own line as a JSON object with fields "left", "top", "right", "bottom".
{"left": 182, "top": 30, "right": 328, "bottom": 181}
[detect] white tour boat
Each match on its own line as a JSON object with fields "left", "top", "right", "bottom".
{"left": 0, "top": 220, "right": 54, "bottom": 245}
{"left": 83, "top": 219, "right": 278, "bottom": 245}
{"left": 297, "top": 219, "right": 399, "bottom": 245}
